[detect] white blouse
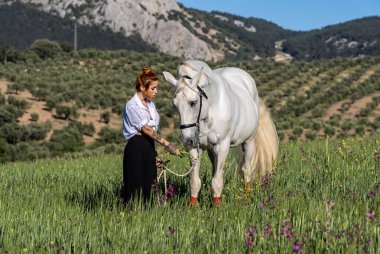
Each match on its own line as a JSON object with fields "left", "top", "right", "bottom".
{"left": 122, "top": 93, "right": 160, "bottom": 140}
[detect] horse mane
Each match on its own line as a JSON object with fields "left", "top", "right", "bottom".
{"left": 177, "top": 60, "right": 214, "bottom": 79}
{"left": 174, "top": 60, "right": 215, "bottom": 97}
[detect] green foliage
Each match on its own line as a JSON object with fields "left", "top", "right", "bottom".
{"left": 283, "top": 17, "right": 380, "bottom": 60}
{"left": 7, "top": 95, "right": 29, "bottom": 110}
{"left": 305, "top": 130, "right": 317, "bottom": 140}
{"left": 0, "top": 44, "right": 18, "bottom": 64}
{"left": 324, "top": 124, "right": 336, "bottom": 136}
{"left": 30, "top": 112, "right": 39, "bottom": 122}
{"left": 48, "top": 125, "right": 84, "bottom": 154}
{"left": 0, "top": 138, "right": 12, "bottom": 162}
{"left": 0, "top": 122, "right": 50, "bottom": 144}
{"left": 0, "top": 136, "right": 379, "bottom": 252}
{"left": 0, "top": 48, "right": 379, "bottom": 161}
{"left": 0, "top": 108, "right": 15, "bottom": 125}
{"left": 30, "top": 39, "right": 63, "bottom": 59}
{"left": 100, "top": 111, "right": 111, "bottom": 124}
{"left": 71, "top": 121, "right": 96, "bottom": 137}
{"left": 55, "top": 104, "right": 78, "bottom": 120}
{"left": 97, "top": 127, "right": 123, "bottom": 144}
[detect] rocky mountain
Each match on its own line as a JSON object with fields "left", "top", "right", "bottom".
{"left": 1, "top": 0, "right": 380, "bottom": 61}
{"left": 3, "top": 0, "right": 226, "bottom": 60}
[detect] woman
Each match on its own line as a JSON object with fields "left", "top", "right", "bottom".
{"left": 122, "top": 66, "right": 181, "bottom": 203}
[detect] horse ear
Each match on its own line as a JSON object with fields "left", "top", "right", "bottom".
{"left": 190, "top": 67, "right": 203, "bottom": 87}
{"left": 163, "top": 71, "right": 178, "bottom": 87}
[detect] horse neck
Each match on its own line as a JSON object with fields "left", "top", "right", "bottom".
{"left": 207, "top": 75, "right": 230, "bottom": 108}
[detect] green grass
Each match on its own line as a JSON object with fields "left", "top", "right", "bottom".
{"left": 1, "top": 136, "right": 380, "bottom": 253}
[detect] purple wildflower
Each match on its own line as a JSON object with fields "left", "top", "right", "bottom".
{"left": 293, "top": 241, "right": 304, "bottom": 252}
{"left": 166, "top": 226, "right": 175, "bottom": 237}
{"left": 293, "top": 242, "right": 302, "bottom": 252}
{"left": 244, "top": 225, "right": 257, "bottom": 248}
{"left": 366, "top": 212, "right": 376, "bottom": 221}
{"left": 326, "top": 198, "right": 335, "bottom": 209}
{"left": 166, "top": 183, "right": 175, "bottom": 198}
{"left": 264, "top": 224, "right": 273, "bottom": 237}
{"left": 260, "top": 201, "right": 265, "bottom": 208}
{"left": 245, "top": 238, "right": 253, "bottom": 248}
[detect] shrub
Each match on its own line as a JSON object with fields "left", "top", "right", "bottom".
{"left": 101, "top": 111, "right": 111, "bottom": 124}
{"left": 48, "top": 125, "right": 84, "bottom": 154}
{"left": 30, "top": 39, "right": 63, "bottom": 59}
{"left": 30, "top": 113, "right": 39, "bottom": 122}
{"left": 355, "top": 126, "right": 365, "bottom": 136}
{"left": 55, "top": 105, "right": 78, "bottom": 120}
{"left": 324, "top": 124, "right": 336, "bottom": 136}
{"left": 98, "top": 127, "right": 123, "bottom": 144}
{"left": 341, "top": 120, "right": 353, "bottom": 131}
{"left": 0, "top": 138, "right": 12, "bottom": 163}
{"left": 72, "top": 122, "right": 95, "bottom": 136}
{"left": 292, "top": 126, "right": 303, "bottom": 137}
{"left": 305, "top": 130, "right": 316, "bottom": 140}
{"left": 0, "top": 108, "right": 14, "bottom": 125}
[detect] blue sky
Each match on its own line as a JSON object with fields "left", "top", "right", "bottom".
{"left": 177, "top": 0, "right": 380, "bottom": 31}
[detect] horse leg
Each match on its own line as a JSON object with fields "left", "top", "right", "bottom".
{"left": 242, "top": 137, "right": 255, "bottom": 191}
{"left": 189, "top": 148, "right": 202, "bottom": 206}
{"left": 211, "top": 140, "right": 230, "bottom": 206}
{"left": 207, "top": 149, "right": 216, "bottom": 194}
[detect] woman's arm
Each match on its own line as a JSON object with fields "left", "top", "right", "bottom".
{"left": 141, "top": 125, "right": 181, "bottom": 156}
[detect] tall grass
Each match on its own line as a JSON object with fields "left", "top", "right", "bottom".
{"left": 0, "top": 136, "right": 379, "bottom": 253}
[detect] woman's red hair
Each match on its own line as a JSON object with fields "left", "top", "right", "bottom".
{"left": 136, "top": 66, "right": 158, "bottom": 91}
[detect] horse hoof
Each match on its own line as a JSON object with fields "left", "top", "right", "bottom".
{"left": 190, "top": 196, "right": 197, "bottom": 206}
{"left": 214, "top": 197, "right": 222, "bottom": 206}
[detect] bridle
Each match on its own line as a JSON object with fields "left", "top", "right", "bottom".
{"left": 178, "top": 76, "right": 208, "bottom": 131}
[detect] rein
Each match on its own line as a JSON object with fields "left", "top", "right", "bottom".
{"left": 156, "top": 144, "right": 200, "bottom": 203}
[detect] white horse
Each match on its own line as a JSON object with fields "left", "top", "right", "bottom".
{"left": 163, "top": 60, "right": 279, "bottom": 206}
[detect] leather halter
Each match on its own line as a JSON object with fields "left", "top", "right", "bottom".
{"left": 179, "top": 85, "right": 208, "bottom": 130}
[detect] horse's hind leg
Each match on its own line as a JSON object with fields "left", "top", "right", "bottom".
{"left": 242, "top": 136, "right": 255, "bottom": 190}
{"left": 189, "top": 148, "right": 202, "bottom": 206}
{"left": 211, "top": 140, "right": 230, "bottom": 206}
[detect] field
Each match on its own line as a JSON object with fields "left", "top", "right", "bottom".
{"left": 1, "top": 51, "right": 380, "bottom": 163}
{"left": 1, "top": 135, "right": 379, "bottom": 253}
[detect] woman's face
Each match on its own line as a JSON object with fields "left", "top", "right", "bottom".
{"left": 142, "top": 80, "right": 158, "bottom": 100}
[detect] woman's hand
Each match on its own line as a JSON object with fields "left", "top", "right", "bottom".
{"left": 166, "top": 143, "right": 181, "bottom": 157}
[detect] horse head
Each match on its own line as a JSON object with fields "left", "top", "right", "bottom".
{"left": 163, "top": 64, "right": 210, "bottom": 150}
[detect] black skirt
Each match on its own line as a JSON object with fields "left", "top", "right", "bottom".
{"left": 123, "top": 134, "right": 157, "bottom": 203}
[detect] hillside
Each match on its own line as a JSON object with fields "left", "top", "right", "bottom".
{"left": 0, "top": 49, "right": 379, "bottom": 163}
{"left": 0, "top": 2, "right": 156, "bottom": 52}
{"left": 1, "top": 1, "right": 379, "bottom": 61}
{"left": 283, "top": 16, "right": 380, "bottom": 60}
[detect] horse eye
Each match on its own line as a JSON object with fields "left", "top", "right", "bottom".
{"left": 190, "top": 100, "right": 197, "bottom": 107}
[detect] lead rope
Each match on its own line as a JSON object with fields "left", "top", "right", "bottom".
{"left": 156, "top": 144, "right": 200, "bottom": 203}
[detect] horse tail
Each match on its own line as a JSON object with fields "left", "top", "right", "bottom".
{"left": 251, "top": 99, "right": 279, "bottom": 176}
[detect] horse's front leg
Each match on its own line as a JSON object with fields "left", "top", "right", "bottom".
{"left": 211, "top": 140, "right": 230, "bottom": 206}
{"left": 189, "top": 148, "right": 202, "bottom": 206}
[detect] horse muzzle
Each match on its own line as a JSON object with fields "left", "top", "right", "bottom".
{"left": 183, "top": 137, "right": 198, "bottom": 150}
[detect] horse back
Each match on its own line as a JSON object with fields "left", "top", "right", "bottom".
{"left": 214, "top": 67, "right": 259, "bottom": 104}
{"left": 213, "top": 67, "right": 260, "bottom": 144}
